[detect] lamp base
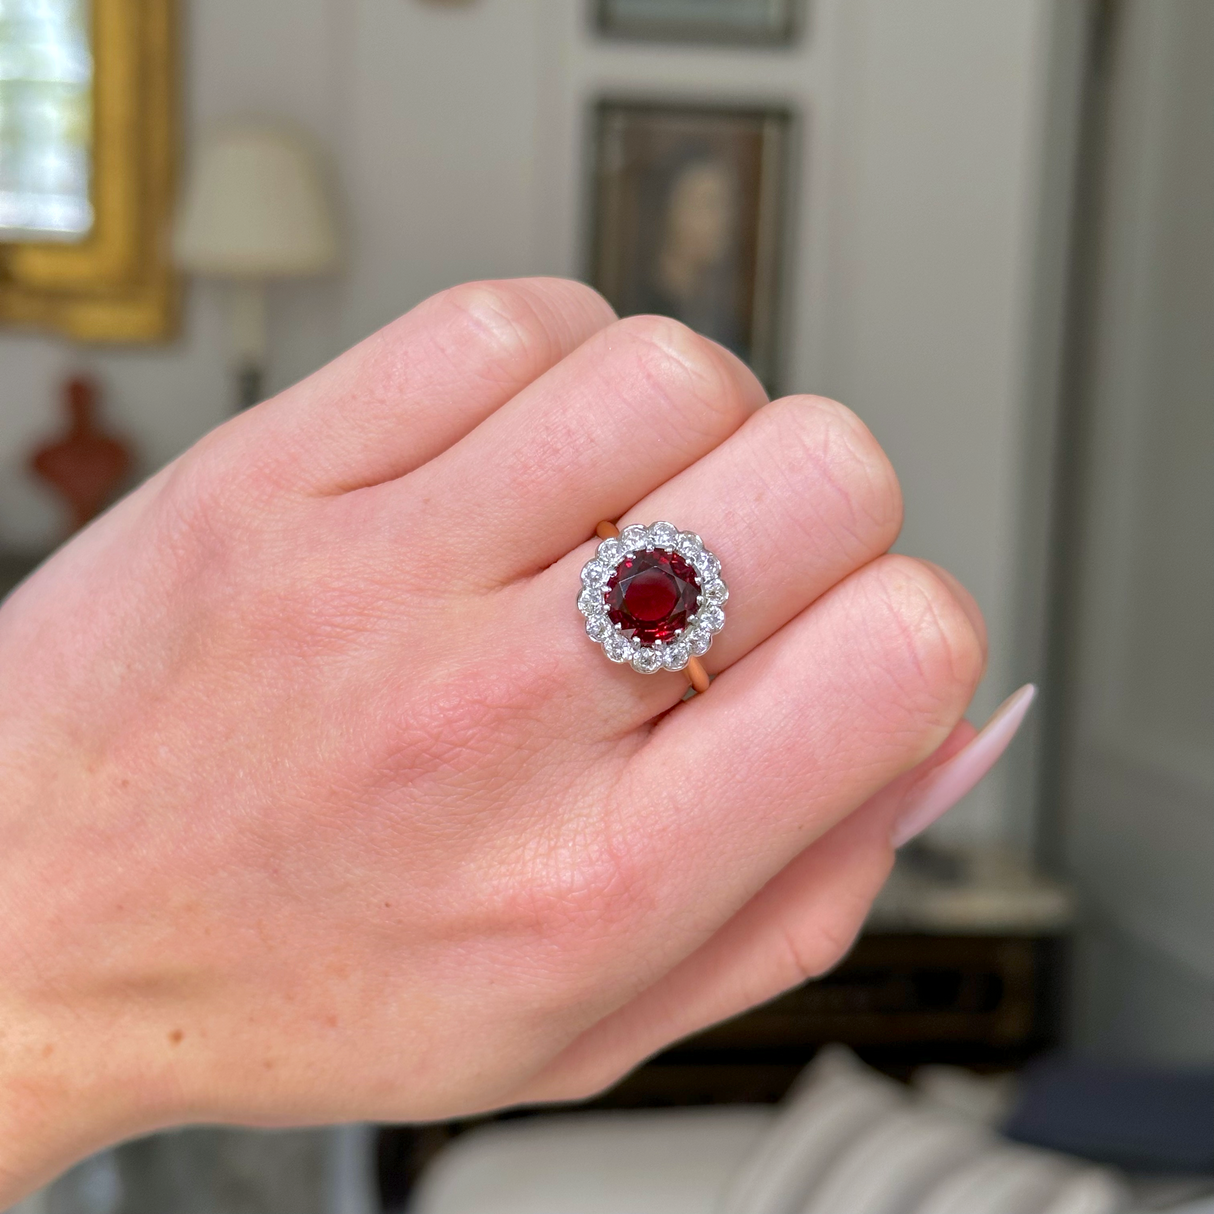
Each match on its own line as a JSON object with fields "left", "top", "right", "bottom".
{"left": 236, "top": 362, "right": 263, "bottom": 412}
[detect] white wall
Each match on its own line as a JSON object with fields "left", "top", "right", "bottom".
{"left": 0, "top": 0, "right": 1074, "bottom": 846}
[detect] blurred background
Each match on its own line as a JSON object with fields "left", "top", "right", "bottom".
{"left": 1, "top": 0, "right": 1210, "bottom": 1210}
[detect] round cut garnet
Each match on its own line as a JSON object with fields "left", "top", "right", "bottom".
{"left": 604, "top": 549, "right": 701, "bottom": 645}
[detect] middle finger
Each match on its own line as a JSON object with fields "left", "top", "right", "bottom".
{"left": 377, "top": 314, "right": 768, "bottom": 587}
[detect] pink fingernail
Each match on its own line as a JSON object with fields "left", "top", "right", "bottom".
{"left": 890, "top": 684, "right": 1037, "bottom": 848}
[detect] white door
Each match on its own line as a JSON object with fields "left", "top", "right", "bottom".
{"left": 1060, "top": 0, "right": 1214, "bottom": 1060}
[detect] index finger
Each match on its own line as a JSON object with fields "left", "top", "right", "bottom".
{"left": 239, "top": 277, "right": 617, "bottom": 494}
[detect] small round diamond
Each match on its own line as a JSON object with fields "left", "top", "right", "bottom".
{"left": 603, "top": 631, "right": 633, "bottom": 663}
{"left": 660, "top": 639, "right": 691, "bottom": 671}
{"left": 585, "top": 615, "right": 611, "bottom": 641}
{"left": 619, "top": 524, "right": 647, "bottom": 549}
{"left": 677, "top": 530, "right": 703, "bottom": 554}
{"left": 705, "top": 579, "right": 729, "bottom": 604}
{"left": 687, "top": 628, "right": 713, "bottom": 657}
{"left": 693, "top": 551, "right": 722, "bottom": 582}
{"left": 631, "top": 647, "right": 662, "bottom": 674}
{"left": 582, "top": 560, "right": 611, "bottom": 588}
{"left": 697, "top": 604, "right": 726, "bottom": 634}
{"left": 647, "top": 521, "right": 679, "bottom": 548}
{"left": 596, "top": 537, "right": 623, "bottom": 564}
{"left": 578, "top": 586, "right": 603, "bottom": 615}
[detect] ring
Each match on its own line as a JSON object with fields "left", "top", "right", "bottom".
{"left": 579, "top": 520, "right": 727, "bottom": 692}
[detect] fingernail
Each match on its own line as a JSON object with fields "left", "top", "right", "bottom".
{"left": 890, "top": 684, "right": 1037, "bottom": 848}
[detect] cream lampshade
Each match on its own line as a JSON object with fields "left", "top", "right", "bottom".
{"left": 174, "top": 122, "right": 340, "bottom": 410}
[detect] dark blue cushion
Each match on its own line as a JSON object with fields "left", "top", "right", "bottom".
{"left": 1004, "top": 1054, "right": 1214, "bottom": 1173}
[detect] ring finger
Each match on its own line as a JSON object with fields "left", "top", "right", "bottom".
{"left": 526, "top": 393, "right": 907, "bottom": 725}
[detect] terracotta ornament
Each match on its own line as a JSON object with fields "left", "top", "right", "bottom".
{"left": 30, "top": 376, "right": 133, "bottom": 534}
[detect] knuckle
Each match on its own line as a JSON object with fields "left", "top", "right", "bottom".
{"left": 557, "top": 1060, "right": 636, "bottom": 1104}
{"left": 134, "top": 449, "right": 302, "bottom": 644}
{"left": 158, "top": 443, "right": 274, "bottom": 557}
{"left": 775, "top": 922, "right": 825, "bottom": 987}
{"left": 862, "top": 555, "right": 986, "bottom": 708}
{"left": 774, "top": 918, "right": 855, "bottom": 988}
{"left": 501, "top": 817, "right": 650, "bottom": 954}
{"left": 771, "top": 874, "right": 889, "bottom": 993}
{"left": 432, "top": 278, "right": 614, "bottom": 377}
{"left": 756, "top": 397, "right": 903, "bottom": 546}
{"left": 379, "top": 657, "right": 557, "bottom": 789}
{"left": 614, "top": 311, "right": 702, "bottom": 357}
{"left": 436, "top": 280, "right": 558, "bottom": 367}
{"left": 473, "top": 797, "right": 655, "bottom": 1008}
{"left": 528, "top": 276, "right": 618, "bottom": 330}
{"left": 610, "top": 315, "right": 754, "bottom": 437}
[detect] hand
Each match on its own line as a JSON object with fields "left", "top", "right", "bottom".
{"left": 0, "top": 278, "right": 987, "bottom": 1200}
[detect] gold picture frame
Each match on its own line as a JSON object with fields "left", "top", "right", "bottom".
{"left": 0, "top": 0, "right": 178, "bottom": 341}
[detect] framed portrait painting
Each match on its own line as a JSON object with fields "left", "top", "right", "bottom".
{"left": 590, "top": 101, "right": 792, "bottom": 391}
{"left": 596, "top": 0, "right": 803, "bottom": 45}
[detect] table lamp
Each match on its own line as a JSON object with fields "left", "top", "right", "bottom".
{"left": 173, "top": 122, "right": 339, "bottom": 410}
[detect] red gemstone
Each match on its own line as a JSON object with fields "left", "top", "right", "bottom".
{"left": 604, "top": 549, "right": 701, "bottom": 645}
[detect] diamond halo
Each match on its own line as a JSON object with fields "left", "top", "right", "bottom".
{"left": 578, "top": 522, "right": 728, "bottom": 674}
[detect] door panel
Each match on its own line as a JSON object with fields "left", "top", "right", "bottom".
{"left": 1062, "top": 0, "right": 1214, "bottom": 1059}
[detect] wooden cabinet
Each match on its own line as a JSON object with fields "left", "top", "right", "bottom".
{"left": 376, "top": 927, "right": 1067, "bottom": 1206}
{"left": 592, "top": 931, "right": 1065, "bottom": 1109}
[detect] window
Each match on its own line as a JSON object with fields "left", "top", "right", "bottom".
{"left": 0, "top": 0, "right": 94, "bottom": 239}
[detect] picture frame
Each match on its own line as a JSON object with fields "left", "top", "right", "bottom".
{"left": 595, "top": 0, "right": 803, "bottom": 46}
{"left": 0, "top": 0, "right": 178, "bottom": 341}
{"left": 589, "top": 99, "right": 792, "bottom": 392}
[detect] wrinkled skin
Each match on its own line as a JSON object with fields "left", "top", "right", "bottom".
{"left": 0, "top": 279, "right": 985, "bottom": 1200}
